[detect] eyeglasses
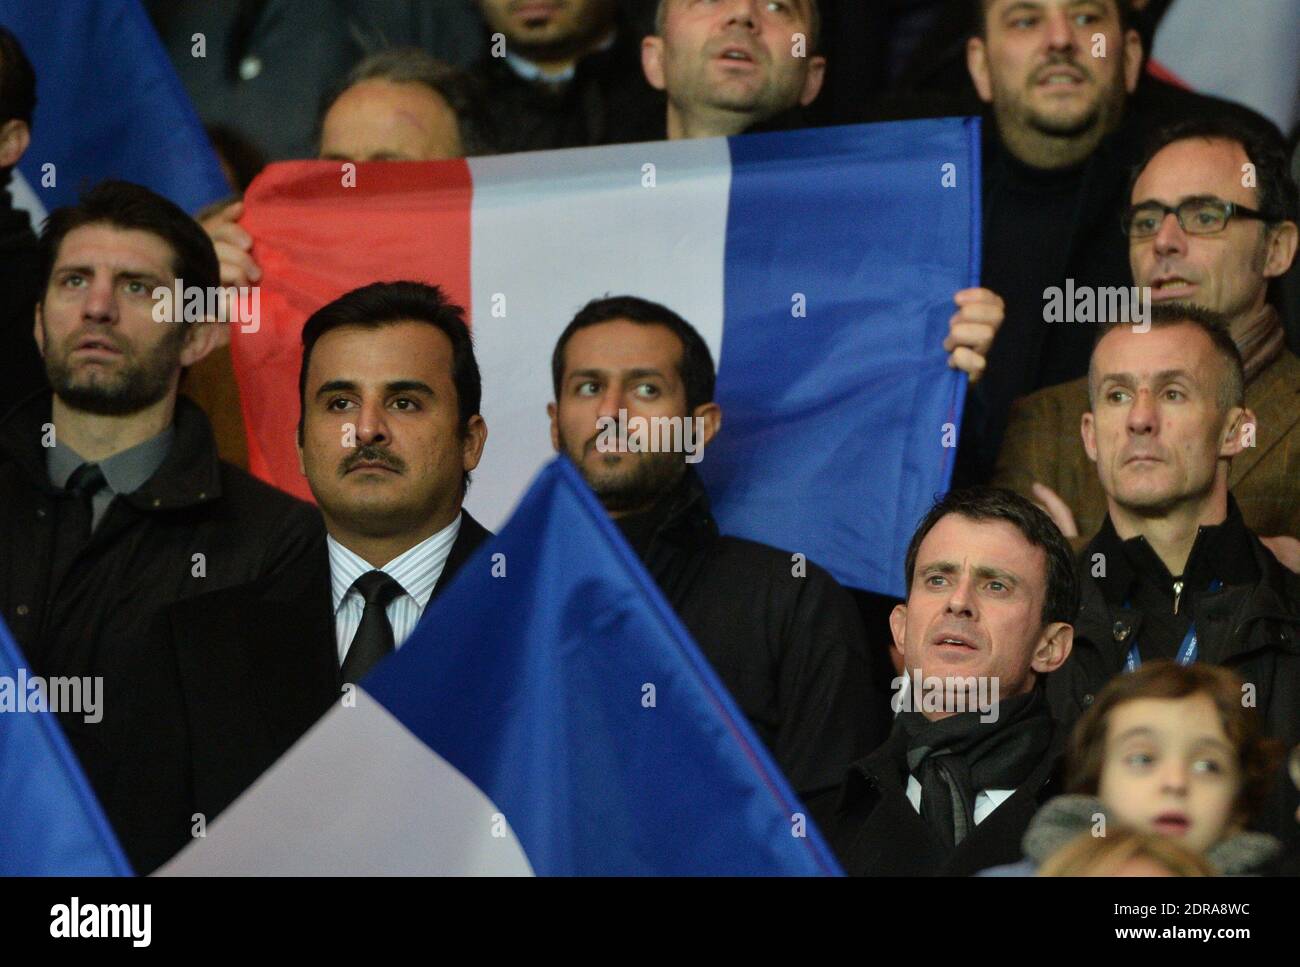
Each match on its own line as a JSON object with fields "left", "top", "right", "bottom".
{"left": 1122, "top": 197, "right": 1274, "bottom": 238}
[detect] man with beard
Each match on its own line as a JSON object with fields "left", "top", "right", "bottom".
{"left": 641, "top": 0, "right": 826, "bottom": 139}
{"left": 191, "top": 47, "right": 492, "bottom": 469}
{"left": 102, "top": 282, "right": 493, "bottom": 872}
{"left": 993, "top": 117, "right": 1300, "bottom": 566}
{"left": 468, "top": 0, "right": 662, "bottom": 152}
{"left": 547, "top": 294, "right": 884, "bottom": 820}
{"left": 0, "top": 181, "right": 322, "bottom": 788}
{"left": 953, "top": 0, "right": 1278, "bottom": 485}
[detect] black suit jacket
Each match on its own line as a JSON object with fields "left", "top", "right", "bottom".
{"left": 103, "top": 511, "right": 491, "bottom": 873}
{"left": 828, "top": 726, "right": 1065, "bottom": 877}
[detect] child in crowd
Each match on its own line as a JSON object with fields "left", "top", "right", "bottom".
{"left": 983, "top": 661, "right": 1283, "bottom": 875}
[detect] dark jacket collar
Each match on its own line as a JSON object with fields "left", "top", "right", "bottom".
{"left": 633, "top": 467, "right": 720, "bottom": 552}
{"left": 438, "top": 510, "right": 491, "bottom": 595}
{"left": 835, "top": 718, "right": 1065, "bottom": 875}
{"left": 0, "top": 390, "right": 223, "bottom": 509}
{"left": 844, "top": 707, "right": 1063, "bottom": 804}
{"left": 1078, "top": 502, "right": 1300, "bottom": 668}
{"left": 1087, "top": 496, "right": 1260, "bottom": 610}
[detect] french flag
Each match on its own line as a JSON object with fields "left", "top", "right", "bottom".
{"left": 233, "top": 120, "right": 980, "bottom": 597}
{"left": 160, "top": 458, "right": 842, "bottom": 876}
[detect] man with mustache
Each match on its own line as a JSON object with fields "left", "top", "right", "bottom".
{"left": 1047, "top": 304, "right": 1300, "bottom": 842}
{"left": 993, "top": 117, "right": 1300, "bottom": 569}
{"left": 192, "top": 48, "right": 491, "bottom": 469}
{"left": 469, "top": 0, "right": 662, "bottom": 152}
{"left": 828, "top": 487, "right": 1076, "bottom": 876}
{"left": 102, "top": 281, "right": 493, "bottom": 872}
{"left": 953, "top": 0, "right": 1279, "bottom": 485}
{"left": 548, "top": 294, "right": 884, "bottom": 821}
{"left": 0, "top": 180, "right": 323, "bottom": 789}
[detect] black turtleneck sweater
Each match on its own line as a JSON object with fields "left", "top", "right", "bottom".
{"left": 953, "top": 118, "right": 1140, "bottom": 486}
{"left": 956, "top": 140, "right": 1098, "bottom": 485}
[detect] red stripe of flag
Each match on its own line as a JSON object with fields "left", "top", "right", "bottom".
{"left": 231, "top": 160, "right": 474, "bottom": 500}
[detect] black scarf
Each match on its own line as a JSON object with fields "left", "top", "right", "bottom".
{"left": 894, "top": 685, "right": 1054, "bottom": 849}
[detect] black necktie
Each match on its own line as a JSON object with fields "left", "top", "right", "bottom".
{"left": 63, "top": 462, "right": 106, "bottom": 544}
{"left": 340, "top": 570, "right": 404, "bottom": 683}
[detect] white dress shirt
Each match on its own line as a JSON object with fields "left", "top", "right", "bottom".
{"left": 904, "top": 776, "right": 1015, "bottom": 826}
{"left": 329, "top": 513, "right": 462, "bottom": 665}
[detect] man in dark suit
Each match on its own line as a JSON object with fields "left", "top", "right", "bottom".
{"left": 829, "top": 487, "right": 1076, "bottom": 876}
{"left": 104, "top": 281, "right": 492, "bottom": 872}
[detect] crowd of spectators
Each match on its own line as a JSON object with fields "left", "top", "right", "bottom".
{"left": 2, "top": 0, "right": 1299, "bottom": 876}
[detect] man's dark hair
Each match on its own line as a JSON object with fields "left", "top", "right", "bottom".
{"left": 37, "top": 180, "right": 219, "bottom": 301}
{"left": 551, "top": 295, "right": 716, "bottom": 413}
{"left": 319, "top": 47, "right": 491, "bottom": 156}
{"left": 654, "top": 0, "right": 822, "bottom": 51}
{"left": 976, "top": 0, "right": 1134, "bottom": 36}
{"left": 1089, "top": 303, "right": 1245, "bottom": 412}
{"left": 902, "top": 486, "right": 1080, "bottom": 627}
{"left": 0, "top": 26, "right": 36, "bottom": 126}
{"left": 298, "top": 281, "right": 481, "bottom": 491}
{"left": 1130, "top": 116, "right": 1300, "bottom": 227}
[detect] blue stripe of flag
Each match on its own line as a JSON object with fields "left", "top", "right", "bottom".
{"left": 703, "top": 117, "right": 980, "bottom": 597}
{"left": 363, "top": 457, "right": 842, "bottom": 876}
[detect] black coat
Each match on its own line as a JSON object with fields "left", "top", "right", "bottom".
{"left": 1050, "top": 512, "right": 1300, "bottom": 845}
{"left": 0, "top": 392, "right": 324, "bottom": 785}
{"left": 102, "top": 511, "right": 491, "bottom": 873}
{"left": 828, "top": 726, "right": 1066, "bottom": 876}
{"left": 632, "top": 471, "right": 888, "bottom": 821}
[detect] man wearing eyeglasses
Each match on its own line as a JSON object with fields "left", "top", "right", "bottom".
{"left": 993, "top": 116, "right": 1300, "bottom": 572}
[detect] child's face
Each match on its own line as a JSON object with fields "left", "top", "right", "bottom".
{"left": 1098, "top": 695, "right": 1242, "bottom": 854}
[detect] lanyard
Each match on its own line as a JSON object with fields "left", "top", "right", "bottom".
{"left": 1123, "top": 579, "right": 1221, "bottom": 672}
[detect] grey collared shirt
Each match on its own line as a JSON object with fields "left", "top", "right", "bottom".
{"left": 46, "top": 426, "right": 175, "bottom": 530}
